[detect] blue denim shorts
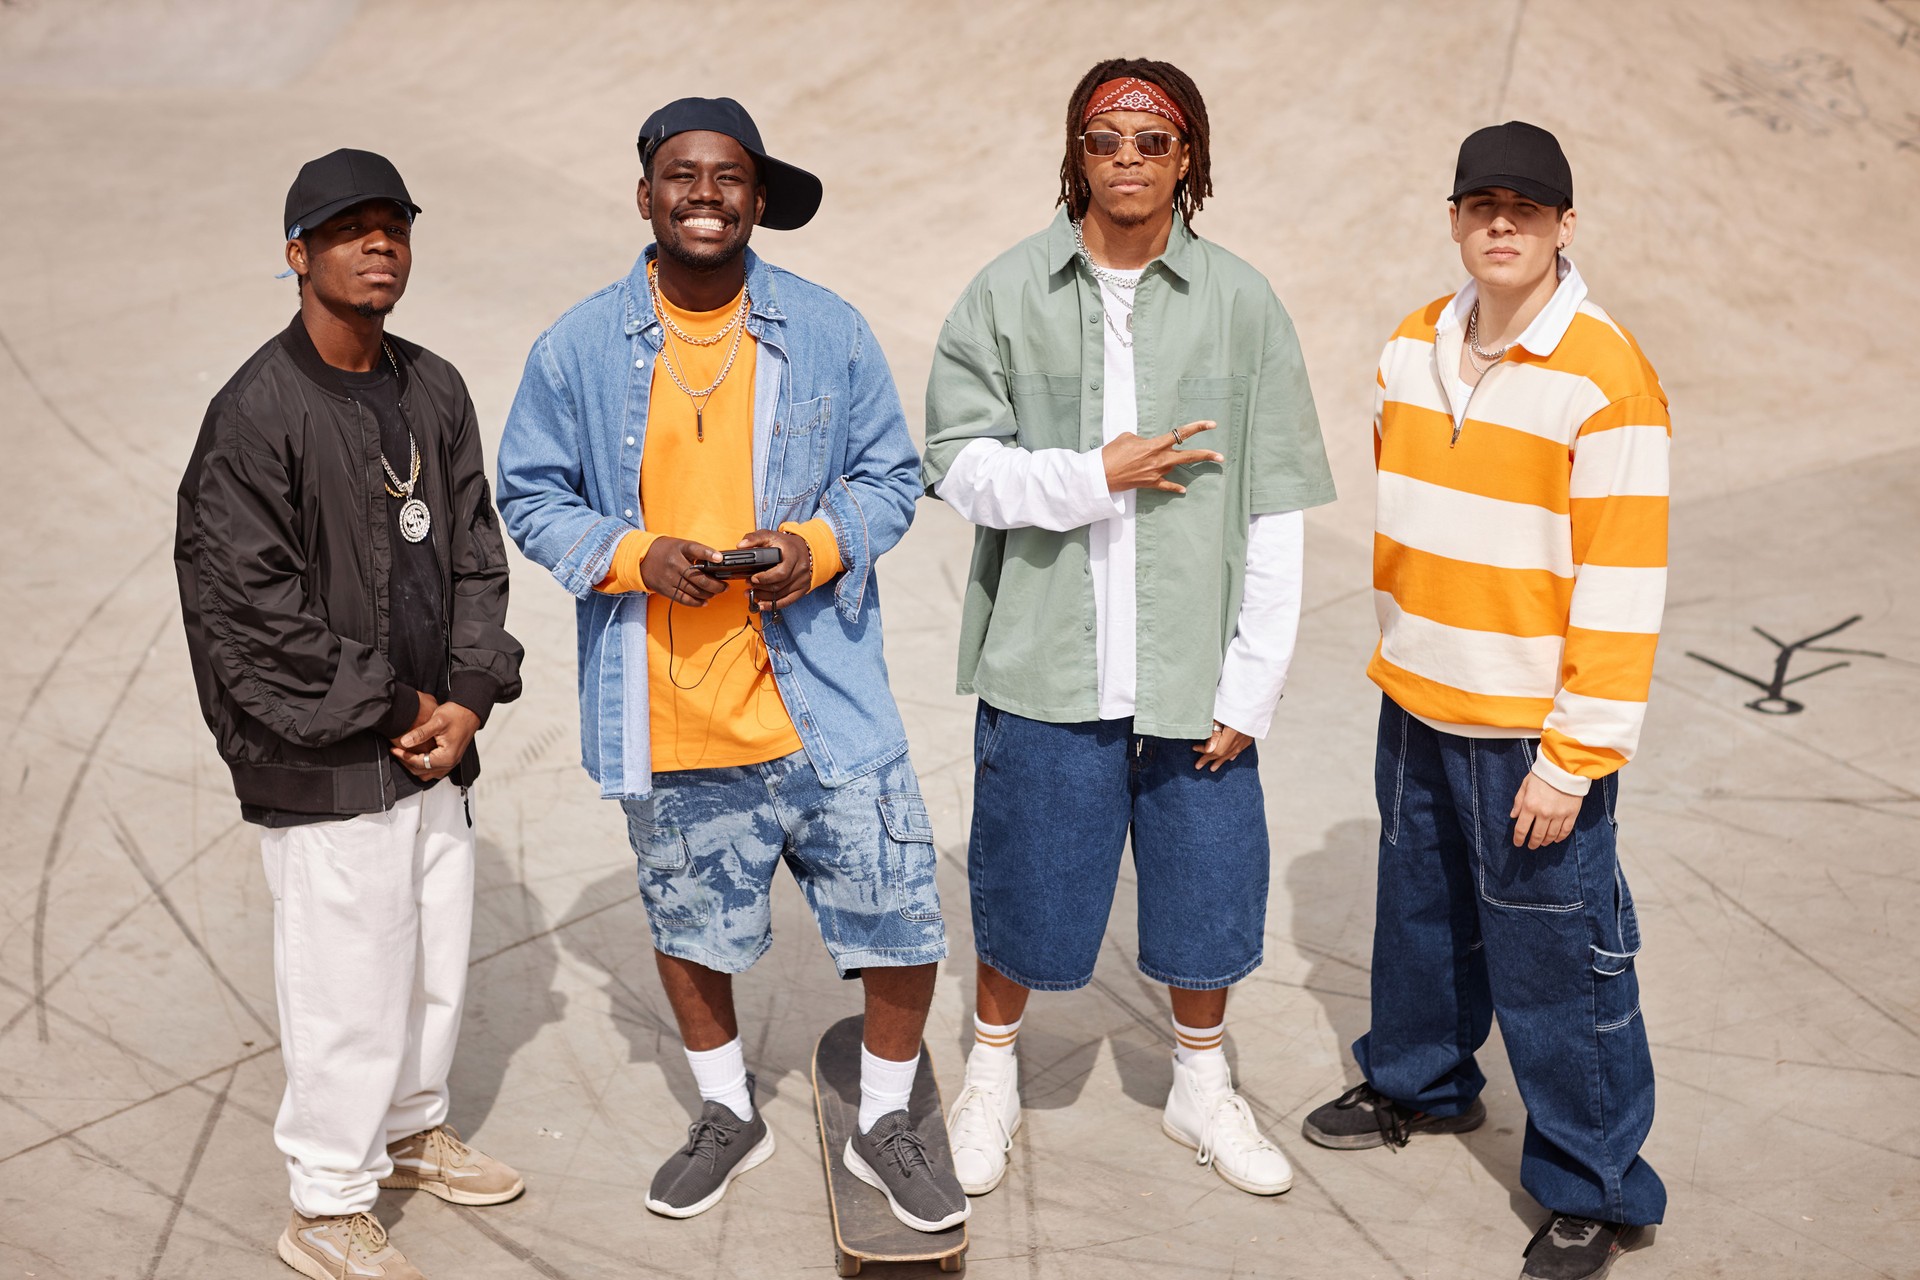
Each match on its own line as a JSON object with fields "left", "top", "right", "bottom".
{"left": 620, "top": 750, "right": 947, "bottom": 977}
{"left": 967, "top": 703, "right": 1270, "bottom": 990}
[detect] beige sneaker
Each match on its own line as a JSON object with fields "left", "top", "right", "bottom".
{"left": 276, "top": 1211, "right": 422, "bottom": 1280}
{"left": 380, "top": 1124, "right": 525, "bottom": 1205}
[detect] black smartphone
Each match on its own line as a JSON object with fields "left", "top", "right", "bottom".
{"left": 695, "top": 546, "right": 783, "bottom": 579}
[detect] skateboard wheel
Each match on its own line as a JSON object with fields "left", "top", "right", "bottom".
{"left": 835, "top": 1247, "right": 862, "bottom": 1276}
{"left": 939, "top": 1255, "right": 966, "bottom": 1273}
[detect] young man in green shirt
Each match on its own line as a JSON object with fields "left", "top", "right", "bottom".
{"left": 922, "top": 59, "right": 1336, "bottom": 1198}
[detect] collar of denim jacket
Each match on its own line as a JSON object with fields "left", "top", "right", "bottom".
{"left": 621, "top": 244, "right": 787, "bottom": 341}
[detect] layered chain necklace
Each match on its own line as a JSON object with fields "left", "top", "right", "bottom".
{"left": 375, "top": 343, "right": 432, "bottom": 543}
{"left": 1466, "top": 302, "right": 1511, "bottom": 364}
{"left": 1072, "top": 219, "right": 1140, "bottom": 349}
{"left": 649, "top": 262, "right": 750, "bottom": 441}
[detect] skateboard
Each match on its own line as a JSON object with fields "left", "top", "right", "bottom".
{"left": 811, "top": 1014, "right": 968, "bottom": 1276}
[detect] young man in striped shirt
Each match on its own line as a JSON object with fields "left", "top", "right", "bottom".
{"left": 1301, "top": 122, "right": 1669, "bottom": 1280}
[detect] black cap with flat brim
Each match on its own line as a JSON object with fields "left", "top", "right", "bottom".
{"left": 637, "top": 96, "right": 822, "bottom": 231}
{"left": 1449, "top": 120, "right": 1572, "bottom": 208}
{"left": 283, "top": 149, "right": 420, "bottom": 239}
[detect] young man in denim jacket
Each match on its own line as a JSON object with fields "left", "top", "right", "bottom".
{"left": 496, "top": 98, "right": 966, "bottom": 1233}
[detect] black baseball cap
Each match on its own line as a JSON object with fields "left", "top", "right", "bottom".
{"left": 283, "top": 149, "right": 420, "bottom": 240}
{"left": 637, "top": 97, "right": 822, "bottom": 231}
{"left": 1449, "top": 121, "right": 1572, "bottom": 208}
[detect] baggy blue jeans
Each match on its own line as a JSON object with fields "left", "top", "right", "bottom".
{"left": 1353, "top": 696, "right": 1666, "bottom": 1225}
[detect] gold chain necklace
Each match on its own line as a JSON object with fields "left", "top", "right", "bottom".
{"left": 648, "top": 266, "right": 750, "bottom": 442}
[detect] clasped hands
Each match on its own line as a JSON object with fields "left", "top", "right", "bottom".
{"left": 639, "top": 527, "right": 812, "bottom": 611}
{"left": 390, "top": 690, "right": 479, "bottom": 782}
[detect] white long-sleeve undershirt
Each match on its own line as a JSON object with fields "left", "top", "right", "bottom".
{"left": 935, "top": 272, "right": 1305, "bottom": 738}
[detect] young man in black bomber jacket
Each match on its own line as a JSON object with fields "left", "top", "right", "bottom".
{"left": 175, "top": 149, "right": 523, "bottom": 1280}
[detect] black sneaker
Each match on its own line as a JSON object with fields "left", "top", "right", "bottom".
{"left": 644, "top": 1080, "right": 775, "bottom": 1219}
{"left": 1300, "top": 1081, "right": 1487, "bottom": 1150}
{"left": 843, "top": 1111, "right": 971, "bottom": 1232}
{"left": 1520, "top": 1215, "right": 1640, "bottom": 1280}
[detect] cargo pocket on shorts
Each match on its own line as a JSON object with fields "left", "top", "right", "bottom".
{"left": 624, "top": 807, "right": 708, "bottom": 931}
{"left": 877, "top": 791, "right": 944, "bottom": 923}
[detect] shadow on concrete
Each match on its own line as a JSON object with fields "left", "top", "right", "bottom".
{"left": 448, "top": 834, "right": 570, "bottom": 1138}
{"left": 1287, "top": 816, "right": 1534, "bottom": 1226}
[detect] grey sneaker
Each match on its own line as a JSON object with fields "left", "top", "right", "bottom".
{"left": 843, "top": 1111, "right": 970, "bottom": 1233}
{"left": 1301, "top": 1081, "right": 1486, "bottom": 1150}
{"left": 644, "top": 1084, "right": 775, "bottom": 1219}
{"left": 1520, "top": 1215, "right": 1640, "bottom": 1280}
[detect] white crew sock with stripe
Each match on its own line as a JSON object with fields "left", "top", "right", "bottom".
{"left": 685, "top": 1038, "right": 753, "bottom": 1121}
{"left": 859, "top": 1046, "right": 920, "bottom": 1133}
{"left": 972, "top": 1014, "right": 1022, "bottom": 1058}
{"left": 1173, "top": 1018, "right": 1227, "bottom": 1069}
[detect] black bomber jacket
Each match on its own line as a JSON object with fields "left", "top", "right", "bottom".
{"left": 174, "top": 316, "right": 523, "bottom": 822}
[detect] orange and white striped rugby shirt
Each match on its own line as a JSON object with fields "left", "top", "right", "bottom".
{"left": 1369, "top": 261, "right": 1670, "bottom": 796}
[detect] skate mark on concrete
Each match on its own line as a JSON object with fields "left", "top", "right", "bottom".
{"left": 14, "top": 1106, "right": 258, "bottom": 1250}
{"left": 0, "top": 323, "right": 164, "bottom": 500}
{"left": 0, "top": 1042, "right": 276, "bottom": 1167}
{"left": 140, "top": 1063, "right": 236, "bottom": 1280}
{"left": 1668, "top": 853, "right": 1919, "bottom": 1041}
{"left": 456, "top": 1210, "right": 577, "bottom": 1279}
{"left": 1493, "top": 0, "right": 1527, "bottom": 118}
{"left": 1651, "top": 1038, "right": 1920, "bottom": 1081}
{"left": 6, "top": 535, "right": 168, "bottom": 749}
{"left": 1703, "top": 48, "right": 1920, "bottom": 152}
{"left": 106, "top": 808, "right": 275, "bottom": 1038}
{"left": 29, "top": 609, "right": 171, "bottom": 1042}
{"left": 1684, "top": 615, "right": 1885, "bottom": 714}
{"left": 1869, "top": 0, "right": 1920, "bottom": 55}
{"left": 466, "top": 887, "right": 639, "bottom": 968}
{"left": 0, "top": 818, "right": 243, "bottom": 1041}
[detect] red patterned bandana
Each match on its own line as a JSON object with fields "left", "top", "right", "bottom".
{"left": 1083, "top": 77, "right": 1188, "bottom": 132}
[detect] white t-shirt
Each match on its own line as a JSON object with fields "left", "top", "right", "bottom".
{"left": 1090, "top": 270, "right": 1143, "bottom": 719}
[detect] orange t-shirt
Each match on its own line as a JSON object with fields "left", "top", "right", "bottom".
{"left": 595, "top": 280, "right": 842, "bottom": 772}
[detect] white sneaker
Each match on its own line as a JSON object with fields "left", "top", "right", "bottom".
{"left": 944, "top": 1046, "right": 1022, "bottom": 1195}
{"left": 1161, "top": 1055, "right": 1293, "bottom": 1195}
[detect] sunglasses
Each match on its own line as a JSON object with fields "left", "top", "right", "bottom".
{"left": 1080, "top": 129, "right": 1180, "bottom": 159}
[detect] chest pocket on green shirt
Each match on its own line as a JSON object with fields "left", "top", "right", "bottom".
{"left": 1007, "top": 371, "right": 1080, "bottom": 449}
{"left": 1168, "top": 374, "right": 1245, "bottom": 503}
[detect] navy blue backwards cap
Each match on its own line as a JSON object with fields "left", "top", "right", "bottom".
{"left": 638, "top": 97, "right": 822, "bottom": 231}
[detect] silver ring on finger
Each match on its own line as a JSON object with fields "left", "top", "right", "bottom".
{"left": 1172, "top": 426, "right": 1185, "bottom": 445}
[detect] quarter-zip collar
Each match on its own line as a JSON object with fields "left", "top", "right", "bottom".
{"left": 1436, "top": 254, "right": 1586, "bottom": 357}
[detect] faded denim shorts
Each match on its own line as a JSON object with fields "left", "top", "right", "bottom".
{"left": 620, "top": 750, "right": 947, "bottom": 977}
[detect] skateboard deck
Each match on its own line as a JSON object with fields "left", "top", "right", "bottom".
{"left": 812, "top": 1014, "right": 968, "bottom": 1275}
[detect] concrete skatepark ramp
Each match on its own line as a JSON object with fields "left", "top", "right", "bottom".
{"left": 1, "top": 2, "right": 1916, "bottom": 1276}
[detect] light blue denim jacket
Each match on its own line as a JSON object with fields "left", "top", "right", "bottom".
{"left": 495, "top": 246, "right": 919, "bottom": 797}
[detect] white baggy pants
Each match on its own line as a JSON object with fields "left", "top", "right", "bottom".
{"left": 259, "top": 783, "right": 475, "bottom": 1216}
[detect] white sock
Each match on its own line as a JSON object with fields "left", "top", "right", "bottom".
{"left": 685, "top": 1038, "right": 753, "bottom": 1121}
{"left": 972, "top": 1014, "right": 1022, "bottom": 1058}
{"left": 1173, "top": 1018, "right": 1227, "bottom": 1069}
{"left": 858, "top": 1045, "right": 920, "bottom": 1133}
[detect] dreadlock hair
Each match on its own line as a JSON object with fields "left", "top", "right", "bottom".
{"left": 1059, "top": 58, "right": 1212, "bottom": 226}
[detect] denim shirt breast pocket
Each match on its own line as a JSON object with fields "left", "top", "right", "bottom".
{"left": 769, "top": 393, "right": 831, "bottom": 525}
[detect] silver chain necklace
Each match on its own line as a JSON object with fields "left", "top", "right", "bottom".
{"left": 1074, "top": 220, "right": 1143, "bottom": 347}
{"left": 1467, "top": 302, "right": 1511, "bottom": 362}
{"left": 1071, "top": 218, "right": 1144, "bottom": 293}
{"left": 649, "top": 265, "right": 751, "bottom": 442}
{"left": 373, "top": 343, "right": 432, "bottom": 543}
